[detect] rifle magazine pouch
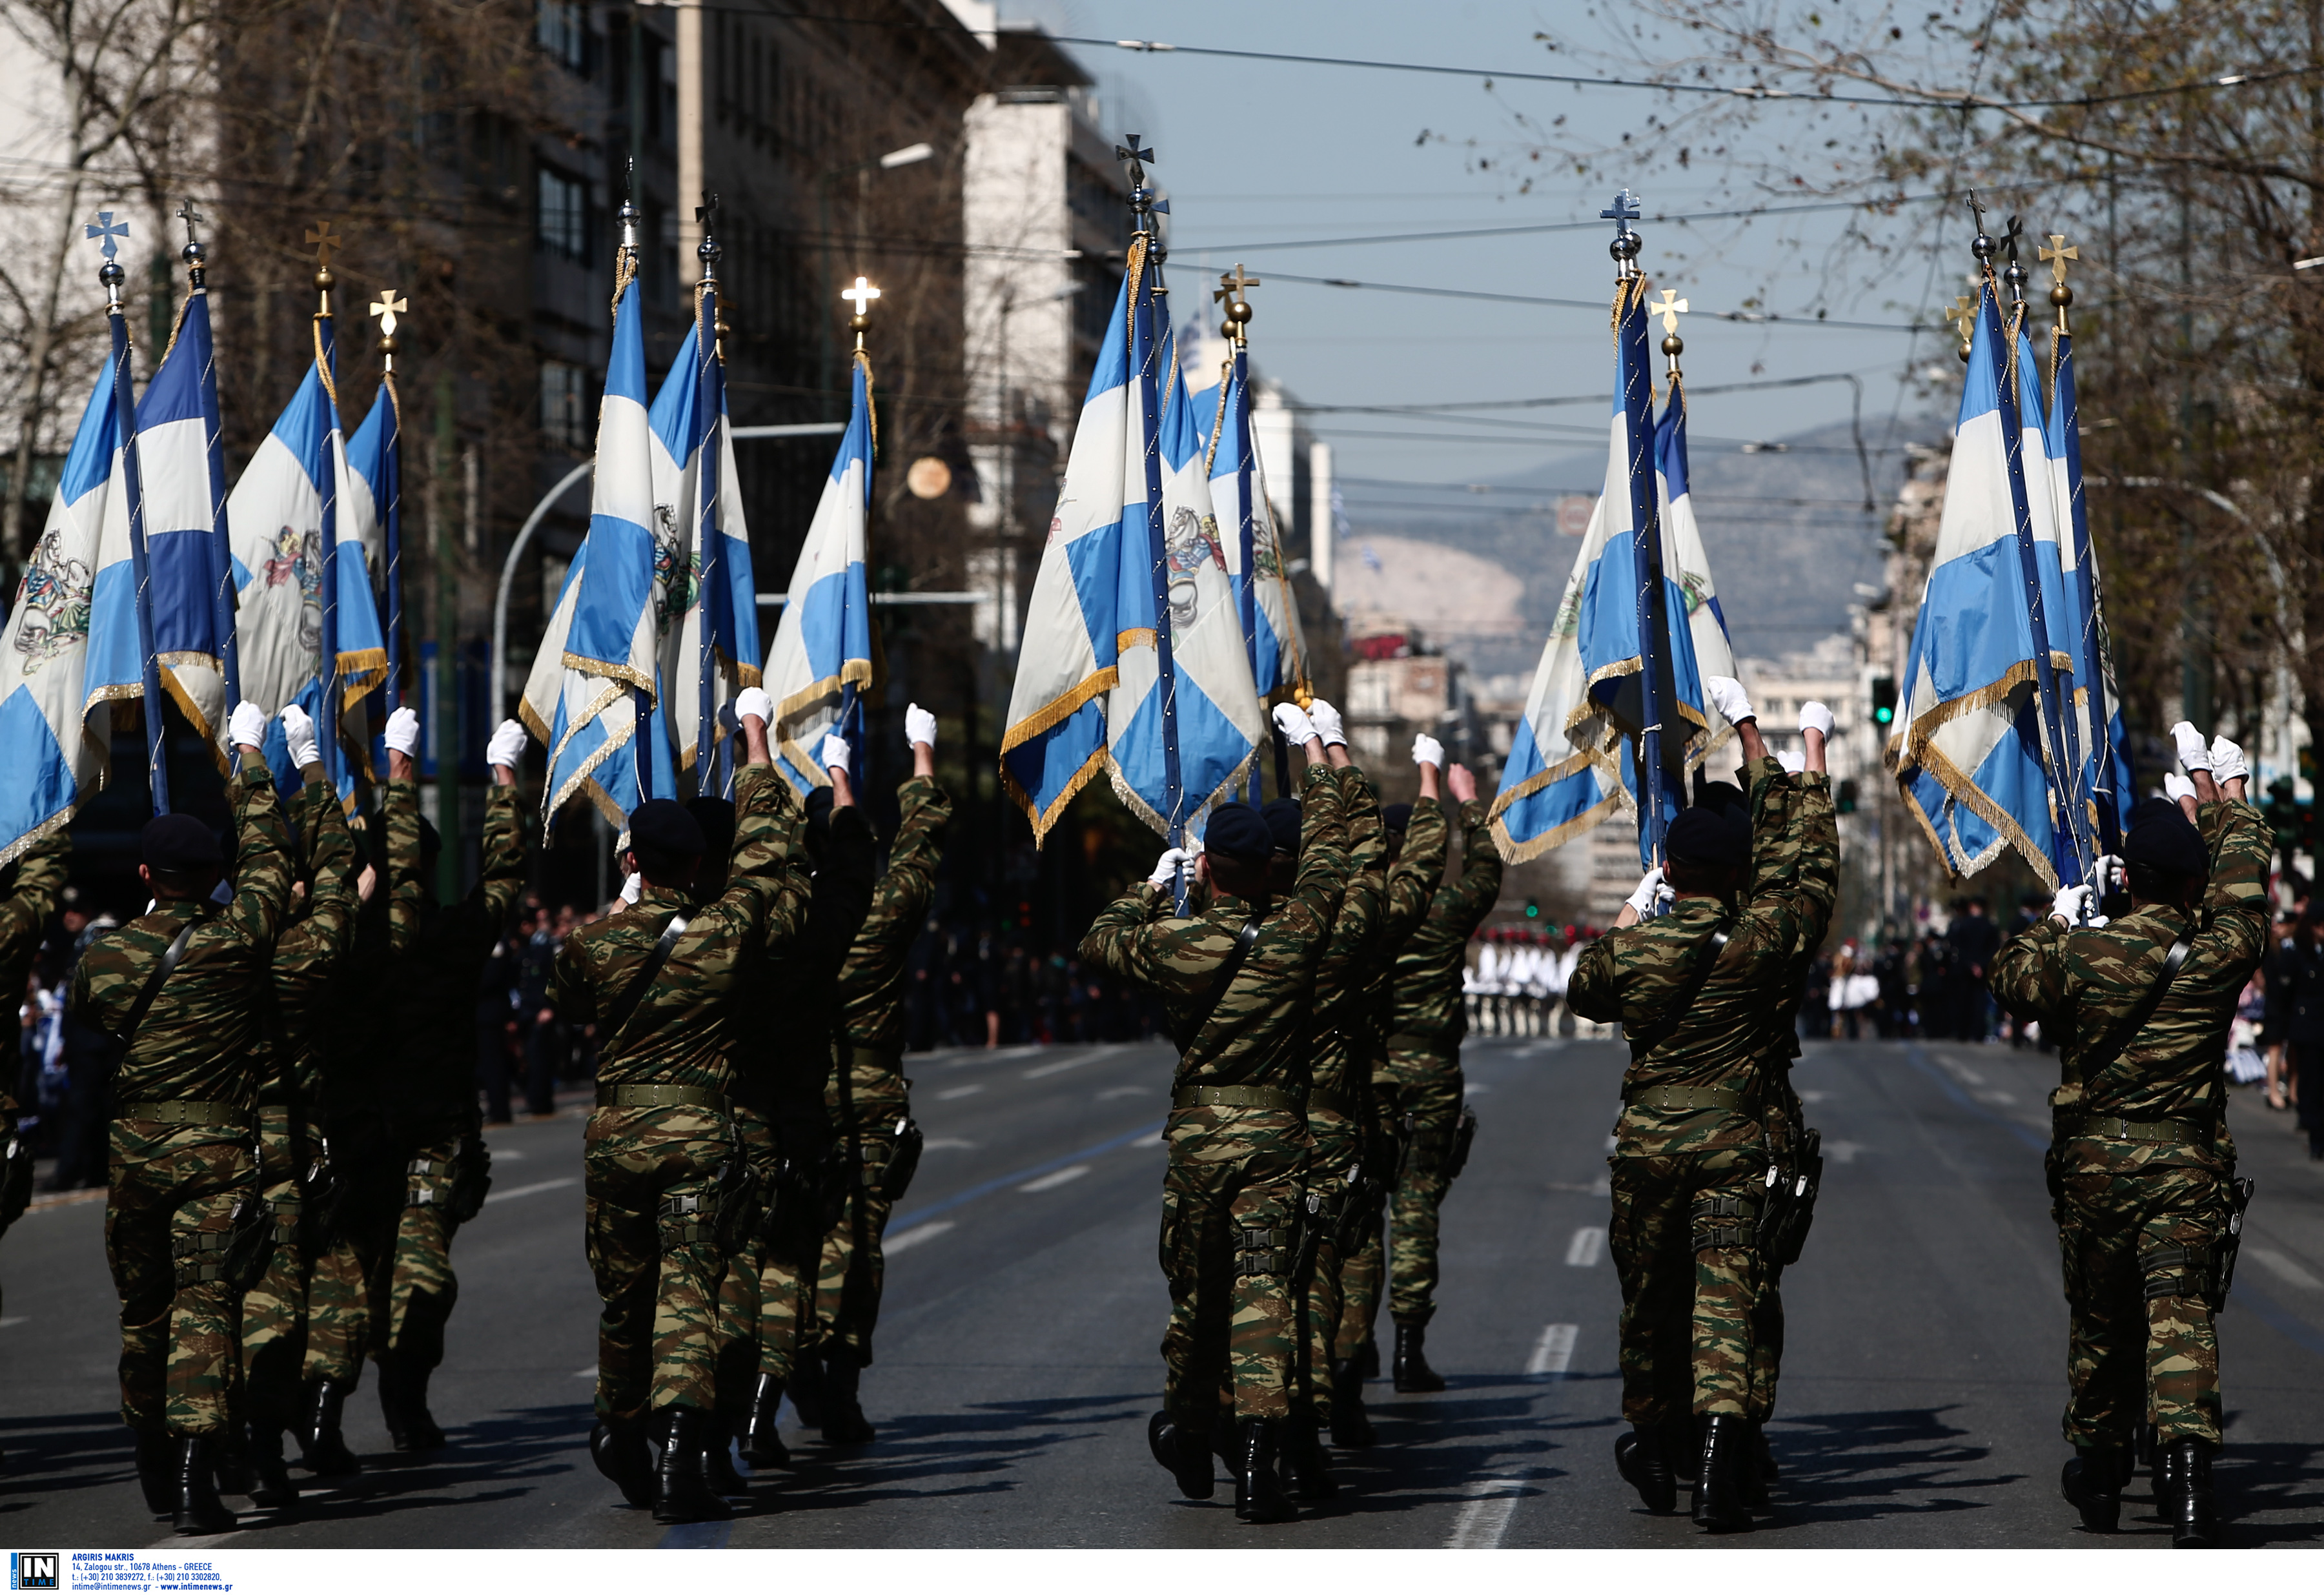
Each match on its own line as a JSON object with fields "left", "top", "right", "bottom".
{"left": 1447, "top": 1104, "right": 1480, "bottom": 1181}
{"left": 875, "top": 1115, "right": 924, "bottom": 1203}
{"left": 220, "top": 1198, "right": 275, "bottom": 1293}
{"left": 710, "top": 1159, "right": 760, "bottom": 1257}
{"left": 447, "top": 1137, "right": 493, "bottom": 1224}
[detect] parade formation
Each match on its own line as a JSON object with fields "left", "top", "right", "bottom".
{"left": 0, "top": 108, "right": 2281, "bottom": 1552}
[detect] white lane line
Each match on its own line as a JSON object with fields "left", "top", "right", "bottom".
{"left": 1527, "top": 1323, "right": 1578, "bottom": 1377}
{"left": 1444, "top": 1468, "right": 1538, "bottom": 1548}
{"left": 1975, "top": 1089, "right": 2019, "bottom": 1106}
{"left": 1096, "top": 1084, "right": 1154, "bottom": 1100}
{"left": 1018, "top": 1164, "right": 1091, "bottom": 1193}
{"left": 1799, "top": 1090, "right": 1832, "bottom": 1104}
{"left": 1603, "top": 1135, "right": 1618, "bottom": 1153}
{"left": 1463, "top": 1082, "right": 1492, "bottom": 1095}
{"left": 573, "top": 1365, "right": 597, "bottom": 1379}
{"left": 1565, "top": 1227, "right": 1605, "bottom": 1268}
{"left": 2250, "top": 1246, "right": 2324, "bottom": 1290}
{"left": 884, "top": 1220, "right": 955, "bottom": 1254}
{"left": 1824, "top": 1141, "right": 1866, "bottom": 1164}
{"left": 921, "top": 1137, "right": 979, "bottom": 1151}
{"left": 489, "top": 1148, "right": 527, "bottom": 1160}
{"left": 1024, "top": 1053, "right": 1103, "bottom": 1079}
{"left": 1134, "top": 1130, "right": 1167, "bottom": 1148}
{"left": 0, "top": 1316, "right": 25, "bottom": 1330}
{"left": 485, "top": 1177, "right": 579, "bottom": 1204}
{"left": 935, "top": 1084, "right": 984, "bottom": 1101}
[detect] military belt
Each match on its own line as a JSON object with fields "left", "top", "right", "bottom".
{"left": 1626, "top": 1082, "right": 1746, "bottom": 1115}
{"left": 119, "top": 1099, "right": 249, "bottom": 1130}
{"left": 596, "top": 1082, "right": 727, "bottom": 1113}
{"left": 2068, "top": 1114, "right": 2207, "bottom": 1147}
{"left": 848, "top": 1046, "right": 906, "bottom": 1073}
{"left": 1307, "top": 1088, "right": 1357, "bottom": 1119}
{"left": 1172, "top": 1084, "right": 1299, "bottom": 1112}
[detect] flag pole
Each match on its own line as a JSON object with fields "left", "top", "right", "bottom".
{"left": 88, "top": 212, "right": 169, "bottom": 816}
{"left": 177, "top": 200, "right": 238, "bottom": 709}
{"left": 307, "top": 220, "right": 345, "bottom": 802}
{"left": 1606, "top": 190, "right": 1669, "bottom": 879}
{"left": 1216, "top": 265, "right": 1270, "bottom": 800}
{"left": 839, "top": 271, "right": 878, "bottom": 798}
{"left": 372, "top": 287, "right": 408, "bottom": 715}
{"left": 693, "top": 192, "right": 724, "bottom": 787}
{"left": 2043, "top": 233, "right": 2122, "bottom": 858}
{"left": 615, "top": 175, "right": 653, "bottom": 805}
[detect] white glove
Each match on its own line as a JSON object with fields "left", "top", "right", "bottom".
{"left": 1147, "top": 846, "right": 1190, "bottom": 886}
{"left": 2094, "top": 853, "right": 2125, "bottom": 896}
{"left": 1271, "top": 702, "right": 1318, "bottom": 746}
{"left": 2208, "top": 735, "right": 2248, "bottom": 783}
{"left": 1412, "top": 733, "right": 1445, "bottom": 768}
{"left": 385, "top": 706, "right": 422, "bottom": 755}
{"left": 2052, "top": 882, "right": 2093, "bottom": 925}
{"left": 1777, "top": 750, "right": 1806, "bottom": 775}
{"left": 2169, "top": 721, "right": 2210, "bottom": 772}
{"left": 1799, "top": 700, "right": 1835, "bottom": 738}
{"left": 486, "top": 719, "right": 527, "bottom": 771}
{"left": 734, "top": 686, "right": 772, "bottom": 726}
{"left": 1704, "top": 676, "right": 1755, "bottom": 725}
{"left": 819, "top": 733, "right": 852, "bottom": 773}
{"left": 2163, "top": 772, "right": 2197, "bottom": 803}
{"left": 1625, "top": 866, "right": 1674, "bottom": 917}
{"left": 620, "top": 872, "right": 642, "bottom": 905}
{"left": 229, "top": 700, "right": 268, "bottom": 751}
{"left": 280, "top": 704, "right": 321, "bottom": 769}
{"left": 1307, "top": 699, "right": 1347, "bottom": 748}
{"left": 905, "top": 702, "right": 938, "bottom": 749}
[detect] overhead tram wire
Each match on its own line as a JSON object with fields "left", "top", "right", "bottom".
{"left": 1247, "top": 267, "right": 1930, "bottom": 332}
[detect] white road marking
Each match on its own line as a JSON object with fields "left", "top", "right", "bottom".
{"left": 1798, "top": 1090, "right": 1832, "bottom": 1104}
{"left": 1565, "top": 1227, "right": 1605, "bottom": 1267}
{"left": 489, "top": 1148, "right": 526, "bottom": 1159}
{"left": 1824, "top": 1141, "right": 1866, "bottom": 1164}
{"left": 1444, "top": 1469, "right": 1537, "bottom": 1548}
{"left": 1019, "top": 1164, "right": 1091, "bottom": 1193}
{"left": 884, "top": 1220, "right": 955, "bottom": 1254}
{"left": 485, "top": 1177, "right": 579, "bottom": 1204}
{"left": 1975, "top": 1089, "right": 2018, "bottom": 1106}
{"left": 2249, "top": 1246, "right": 2323, "bottom": 1290}
{"left": 1024, "top": 1053, "right": 1103, "bottom": 1079}
{"left": 1946, "top": 1059, "right": 1987, "bottom": 1087}
{"left": 921, "top": 1138, "right": 979, "bottom": 1151}
{"left": 1097, "top": 1084, "right": 1154, "bottom": 1100}
{"left": 0, "top": 1317, "right": 25, "bottom": 1330}
{"left": 935, "top": 1084, "right": 984, "bottom": 1101}
{"left": 1593, "top": 1174, "right": 1611, "bottom": 1197}
{"left": 1134, "top": 1130, "right": 1167, "bottom": 1148}
{"left": 1463, "top": 1082, "right": 1492, "bottom": 1095}
{"left": 573, "top": 1365, "right": 597, "bottom": 1379}
{"left": 1526, "top": 1323, "right": 1578, "bottom": 1377}
{"left": 1604, "top": 1135, "right": 1619, "bottom": 1153}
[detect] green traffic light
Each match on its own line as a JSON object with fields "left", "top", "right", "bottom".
{"left": 1873, "top": 705, "right": 1894, "bottom": 725}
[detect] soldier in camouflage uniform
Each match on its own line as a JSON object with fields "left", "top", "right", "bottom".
{"left": 0, "top": 828, "right": 70, "bottom": 1354}
{"left": 72, "top": 703, "right": 293, "bottom": 1534}
{"left": 1990, "top": 724, "right": 2269, "bottom": 1547}
{"left": 556, "top": 689, "right": 806, "bottom": 1525}
{"left": 365, "top": 711, "right": 528, "bottom": 1454}
{"left": 1567, "top": 682, "right": 1835, "bottom": 1534}
{"left": 809, "top": 705, "right": 950, "bottom": 1439}
{"left": 1082, "top": 702, "right": 1350, "bottom": 1525}
{"left": 1376, "top": 760, "right": 1503, "bottom": 1392}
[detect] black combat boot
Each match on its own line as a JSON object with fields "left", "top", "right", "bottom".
{"left": 1691, "top": 1414, "right": 1754, "bottom": 1532}
{"left": 1329, "top": 1359, "right": 1376, "bottom": 1448}
{"left": 819, "top": 1350, "right": 875, "bottom": 1446}
{"left": 1751, "top": 1421, "right": 1779, "bottom": 1483}
{"left": 2061, "top": 1442, "right": 2125, "bottom": 1533}
{"left": 134, "top": 1427, "right": 176, "bottom": 1516}
{"left": 651, "top": 1407, "right": 734, "bottom": 1525}
{"left": 1392, "top": 1319, "right": 1445, "bottom": 1394}
{"left": 1614, "top": 1428, "right": 1678, "bottom": 1514}
{"left": 1356, "top": 1337, "right": 1380, "bottom": 1380}
{"left": 703, "top": 1416, "right": 749, "bottom": 1499}
{"left": 244, "top": 1427, "right": 298, "bottom": 1510}
{"left": 1147, "top": 1411, "right": 1216, "bottom": 1499}
{"left": 786, "top": 1348, "right": 828, "bottom": 1428}
{"left": 212, "top": 1427, "right": 253, "bottom": 1498}
{"left": 1281, "top": 1412, "right": 1338, "bottom": 1501}
{"left": 1666, "top": 1417, "right": 1700, "bottom": 1483}
{"left": 1737, "top": 1421, "right": 1770, "bottom": 1509}
{"left": 2165, "top": 1438, "right": 2217, "bottom": 1547}
{"left": 173, "top": 1437, "right": 238, "bottom": 1536}
{"left": 590, "top": 1417, "right": 655, "bottom": 1508}
{"left": 738, "top": 1374, "right": 790, "bottom": 1470}
{"left": 1232, "top": 1417, "right": 1298, "bottom": 1525}
{"left": 298, "top": 1377, "right": 362, "bottom": 1476}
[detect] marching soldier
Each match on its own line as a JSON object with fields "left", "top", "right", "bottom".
{"left": 0, "top": 824, "right": 68, "bottom": 1467}
{"left": 1082, "top": 702, "right": 1349, "bottom": 1525}
{"left": 72, "top": 702, "right": 293, "bottom": 1534}
{"left": 1376, "top": 754, "right": 1502, "bottom": 1391}
{"left": 1567, "top": 683, "right": 1835, "bottom": 1533}
{"left": 558, "top": 689, "right": 806, "bottom": 1525}
{"left": 1990, "top": 724, "right": 2268, "bottom": 1547}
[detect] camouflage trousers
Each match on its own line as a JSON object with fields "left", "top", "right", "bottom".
{"left": 1159, "top": 1103, "right": 1310, "bottom": 1426}
{"left": 1607, "top": 1148, "right": 1765, "bottom": 1427}
{"left": 2052, "top": 1141, "right": 2227, "bottom": 1449}
{"left": 815, "top": 1055, "right": 910, "bottom": 1368}
{"left": 1746, "top": 1107, "right": 1799, "bottom": 1425}
{"left": 372, "top": 1135, "right": 464, "bottom": 1369}
{"left": 303, "top": 1235, "right": 367, "bottom": 1385}
{"left": 107, "top": 1122, "right": 257, "bottom": 1438}
{"left": 239, "top": 1109, "right": 312, "bottom": 1432}
{"left": 1378, "top": 1037, "right": 1463, "bottom": 1326}
{"left": 713, "top": 1102, "right": 831, "bottom": 1390}
{"left": 1294, "top": 1101, "right": 1365, "bottom": 1421}
{"left": 587, "top": 1105, "right": 733, "bottom": 1420}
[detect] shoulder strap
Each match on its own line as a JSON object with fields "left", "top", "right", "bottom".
{"left": 1174, "top": 913, "right": 1264, "bottom": 1059}
{"left": 2077, "top": 933, "right": 2192, "bottom": 1086}
{"left": 110, "top": 918, "right": 199, "bottom": 1055}
{"left": 1627, "top": 921, "right": 1733, "bottom": 1053}
{"left": 599, "top": 911, "right": 692, "bottom": 1046}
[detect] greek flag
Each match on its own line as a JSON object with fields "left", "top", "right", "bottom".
{"left": 1888, "top": 283, "right": 2082, "bottom": 886}
{"left": 0, "top": 369, "right": 117, "bottom": 860}
{"left": 761, "top": 352, "right": 873, "bottom": 795}
{"left": 1207, "top": 343, "right": 1309, "bottom": 705}
{"left": 2046, "top": 325, "right": 2131, "bottom": 853}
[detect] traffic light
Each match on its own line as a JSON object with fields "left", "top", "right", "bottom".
{"left": 1870, "top": 675, "right": 1897, "bottom": 728}
{"left": 1524, "top": 898, "right": 1541, "bottom": 919}
{"left": 1837, "top": 778, "right": 1859, "bottom": 815}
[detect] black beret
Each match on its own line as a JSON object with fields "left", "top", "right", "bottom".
{"left": 1205, "top": 802, "right": 1273, "bottom": 862}
{"left": 2125, "top": 798, "right": 2207, "bottom": 879}
{"left": 1693, "top": 779, "right": 1748, "bottom": 820}
{"left": 686, "top": 797, "right": 738, "bottom": 858}
{"left": 1667, "top": 806, "right": 1748, "bottom": 869}
{"left": 1262, "top": 798, "right": 1303, "bottom": 857}
{"left": 143, "top": 813, "right": 222, "bottom": 873}
{"left": 629, "top": 798, "right": 706, "bottom": 858}
{"left": 1380, "top": 803, "right": 1414, "bottom": 835}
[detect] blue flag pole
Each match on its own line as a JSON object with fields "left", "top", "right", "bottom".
{"left": 314, "top": 297, "right": 345, "bottom": 803}
{"left": 176, "top": 203, "right": 239, "bottom": 709}
{"left": 380, "top": 364, "right": 404, "bottom": 715}
{"left": 694, "top": 287, "right": 720, "bottom": 782}
{"left": 90, "top": 214, "right": 170, "bottom": 816}
{"left": 2050, "top": 300, "right": 2122, "bottom": 856}
{"left": 1607, "top": 193, "right": 1668, "bottom": 877}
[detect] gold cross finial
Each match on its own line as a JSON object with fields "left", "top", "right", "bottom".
{"left": 1648, "top": 287, "right": 1688, "bottom": 335}
{"left": 2039, "top": 233, "right": 2078, "bottom": 289}
{"left": 305, "top": 220, "right": 341, "bottom": 273}
{"left": 841, "top": 276, "right": 881, "bottom": 315}
{"left": 1944, "top": 294, "right": 1977, "bottom": 334}
{"left": 369, "top": 289, "right": 406, "bottom": 339}
{"left": 1213, "top": 263, "right": 1261, "bottom": 305}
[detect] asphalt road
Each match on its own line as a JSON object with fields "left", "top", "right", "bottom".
{"left": 3, "top": 1033, "right": 2322, "bottom": 1549}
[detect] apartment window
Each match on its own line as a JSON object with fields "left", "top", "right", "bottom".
{"left": 538, "top": 166, "right": 587, "bottom": 261}
{"left": 540, "top": 360, "right": 587, "bottom": 449}
{"left": 536, "top": 0, "right": 586, "bottom": 73}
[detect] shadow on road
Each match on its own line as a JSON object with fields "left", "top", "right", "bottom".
{"left": 1754, "top": 1406, "right": 2022, "bottom": 1531}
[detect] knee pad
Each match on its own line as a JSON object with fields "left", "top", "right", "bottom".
{"left": 1689, "top": 1193, "right": 1758, "bottom": 1254}
{"left": 2141, "top": 1243, "right": 2215, "bottom": 1303}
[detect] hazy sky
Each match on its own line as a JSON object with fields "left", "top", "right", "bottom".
{"left": 1008, "top": 0, "right": 1962, "bottom": 503}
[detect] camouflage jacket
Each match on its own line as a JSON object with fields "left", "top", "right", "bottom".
{"left": 835, "top": 777, "right": 950, "bottom": 1057}
{"left": 556, "top": 763, "right": 804, "bottom": 1103}
{"left": 261, "top": 769, "right": 362, "bottom": 1107}
{"left": 1081, "top": 760, "right": 1352, "bottom": 1093}
{"left": 733, "top": 797, "right": 875, "bottom": 1124}
{"left": 378, "top": 778, "right": 525, "bottom": 1135}
{"left": 1302, "top": 766, "right": 1389, "bottom": 1108}
{"left": 0, "top": 833, "right": 69, "bottom": 1123}
{"left": 68, "top": 754, "right": 294, "bottom": 1114}
{"left": 1990, "top": 798, "right": 2270, "bottom": 1163}
{"left": 1568, "top": 756, "right": 1837, "bottom": 1156}
{"left": 1388, "top": 797, "right": 1505, "bottom": 1044}
{"left": 1744, "top": 759, "right": 1840, "bottom": 1132}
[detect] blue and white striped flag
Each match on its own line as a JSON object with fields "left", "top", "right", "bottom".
{"left": 761, "top": 352, "right": 873, "bottom": 794}
{"left": 2046, "top": 322, "right": 2130, "bottom": 852}
{"left": 1207, "top": 345, "right": 1309, "bottom": 706}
